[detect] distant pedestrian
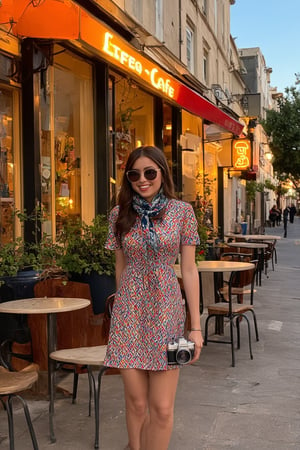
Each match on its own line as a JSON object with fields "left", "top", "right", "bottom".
{"left": 289, "top": 204, "right": 297, "bottom": 223}
{"left": 276, "top": 208, "right": 282, "bottom": 226}
{"left": 283, "top": 207, "right": 290, "bottom": 238}
{"left": 269, "top": 205, "right": 278, "bottom": 227}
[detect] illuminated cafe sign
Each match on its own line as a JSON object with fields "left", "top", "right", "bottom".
{"left": 102, "top": 32, "right": 175, "bottom": 99}
{"left": 232, "top": 139, "right": 251, "bottom": 170}
{"left": 80, "top": 12, "right": 243, "bottom": 135}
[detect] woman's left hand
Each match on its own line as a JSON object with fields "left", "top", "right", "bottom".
{"left": 188, "top": 330, "right": 204, "bottom": 364}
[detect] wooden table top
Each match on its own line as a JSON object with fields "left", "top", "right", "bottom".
{"left": 0, "top": 297, "right": 90, "bottom": 314}
{"left": 173, "top": 261, "right": 254, "bottom": 278}
{"left": 228, "top": 242, "right": 268, "bottom": 249}
{"left": 226, "top": 233, "right": 281, "bottom": 241}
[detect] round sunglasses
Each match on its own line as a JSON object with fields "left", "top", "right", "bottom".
{"left": 126, "top": 168, "right": 161, "bottom": 183}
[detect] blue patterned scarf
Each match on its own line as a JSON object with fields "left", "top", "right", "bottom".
{"left": 132, "top": 191, "right": 168, "bottom": 252}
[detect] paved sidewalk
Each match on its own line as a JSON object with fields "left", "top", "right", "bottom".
{"left": 1, "top": 218, "right": 300, "bottom": 449}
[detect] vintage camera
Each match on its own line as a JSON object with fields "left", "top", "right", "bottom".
{"left": 167, "top": 337, "right": 195, "bottom": 365}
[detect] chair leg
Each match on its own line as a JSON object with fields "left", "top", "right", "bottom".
{"left": 236, "top": 317, "right": 241, "bottom": 349}
{"left": 88, "top": 366, "right": 108, "bottom": 449}
{"left": 16, "top": 395, "right": 39, "bottom": 450}
{"left": 88, "top": 370, "right": 93, "bottom": 417}
{"left": 229, "top": 318, "right": 235, "bottom": 367}
{"left": 6, "top": 397, "right": 14, "bottom": 450}
{"left": 204, "top": 316, "right": 210, "bottom": 345}
{"left": 248, "top": 310, "right": 259, "bottom": 341}
{"left": 204, "top": 314, "right": 218, "bottom": 345}
{"left": 72, "top": 372, "right": 79, "bottom": 404}
{"left": 241, "top": 314, "right": 253, "bottom": 360}
{"left": 6, "top": 395, "right": 39, "bottom": 450}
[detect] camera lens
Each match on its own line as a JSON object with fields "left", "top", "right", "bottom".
{"left": 176, "top": 349, "right": 191, "bottom": 365}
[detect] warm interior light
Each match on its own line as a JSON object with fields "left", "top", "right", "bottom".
{"left": 265, "top": 151, "right": 273, "bottom": 161}
{"left": 165, "top": 123, "right": 172, "bottom": 131}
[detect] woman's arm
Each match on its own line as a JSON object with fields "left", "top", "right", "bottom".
{"left": 180, "top": 244, "right": 203, "bottom": 362}
{"left": 115, "top": 248, "right": 127, "bottom": 290}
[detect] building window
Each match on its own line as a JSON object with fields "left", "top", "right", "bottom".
{"left": 203, "top": 49, "right": 208, "bottom": 84}
{"left": 186, "top": 23, "right": 195, "bottom": 74}
{"left": 155, "top": 0, "right": 163, "bottom": 41}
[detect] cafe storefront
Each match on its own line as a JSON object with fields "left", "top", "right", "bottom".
{"left": 0, "top": 0, "right": 243, "bottom": 241}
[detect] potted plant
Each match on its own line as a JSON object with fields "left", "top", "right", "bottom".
{"left": 57, "top": 214, "right": 115, "bottom": 313}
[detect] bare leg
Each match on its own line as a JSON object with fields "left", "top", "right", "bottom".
{"left": 141, "top": 368, "right": 180, "bottom": 450}
{"left": 120, "top": 369, "right": 149, "bottom": 450}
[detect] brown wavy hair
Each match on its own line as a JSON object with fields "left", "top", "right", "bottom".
{"left": 115, "top": 145, "right": 177, "bottom": 240}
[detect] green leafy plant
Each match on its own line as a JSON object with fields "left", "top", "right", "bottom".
{"left": 245, "top": 180, "right": 264, "bottom": 202}
{"left": 0, "top": 209, "right": 115, "bottom": 280}
{"left": 0, "top": 207, "right": 65, "bottom": 279}
{"left": 58, "top": 215, "right": 115, "bottom": 277}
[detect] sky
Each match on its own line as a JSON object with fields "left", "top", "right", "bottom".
{"left": 230, "top": 0, "right": 300, "bottom": 93}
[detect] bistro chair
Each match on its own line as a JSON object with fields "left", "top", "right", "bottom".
{"left": 248, "top": 239, "right": 277, "bottom": 277}
{"left": 219, "top": 253, "right": 258, "bottom": 305}
{"left": 204, "top": 259, "right": 259, "bottom": 367}
{"left": 49, "top": 295, "right": 115, "bottom": 449}
{"left": 0, "top": 360, "right": 39, "bottom": 450}
{"left": 30, "top": 279, "right": 109, "bottom": 405}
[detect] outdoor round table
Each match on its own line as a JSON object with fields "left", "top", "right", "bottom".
{"left": 174, "top": 260, "right": 254, "bottom": 326}
{"left": 0, "top": 297, "right": 90, "bottom": 443}
{"left": 226, "top": 233, "right": 281, "bottom": 241}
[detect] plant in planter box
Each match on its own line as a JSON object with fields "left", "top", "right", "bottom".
{"left": 58, "top": 214, "right": 115, "bottom": 314}
{"left": 0, "top": 208, "right": 65, "bottom": 279}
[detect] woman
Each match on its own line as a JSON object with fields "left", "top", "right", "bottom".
{"left": 104, "top": 145, "right": 203, "bottom": 450}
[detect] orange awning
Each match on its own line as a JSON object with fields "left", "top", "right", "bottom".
{"left": 0, "top": 0, "right": 80, "bottom": 39}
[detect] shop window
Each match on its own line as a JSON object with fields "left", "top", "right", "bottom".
{"left": 0, "top": 86, "right": 20, "bottom": 244}
{"left": 40, "top": 46, "right": 94, "bottom": 236}
{"left": 181, "top": 110, "right": 203, "bottom": 203}
{"left": 109, "top": 72, "right": 154, "bottom": 202}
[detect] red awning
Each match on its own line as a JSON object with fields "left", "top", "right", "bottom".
{"left": 0, "top": 0, "right": 243, "bottom": 135}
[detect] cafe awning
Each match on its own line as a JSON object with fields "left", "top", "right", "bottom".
{"left": 0, "top": 0, "right": 80, "bottom": 39}
{"left": 0, "top": 0, "right": 243, "bottom": 135}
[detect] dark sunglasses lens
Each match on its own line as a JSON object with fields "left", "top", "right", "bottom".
{"left": 127, "top": 170, "right": 140, "bottom": 182}
{"left": 144, "top": 169, "right": 158, "bottom": 180}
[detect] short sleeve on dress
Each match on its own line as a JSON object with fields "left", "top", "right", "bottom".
{"left": 105, "top": 206, "right": 121, "bottom": 250}
{"left": 180, "top": 202, "right": 200, "bottom": 246}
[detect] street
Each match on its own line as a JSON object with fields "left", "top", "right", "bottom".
{"left": 1, "top": 218, "right": 300, "bottom": 449}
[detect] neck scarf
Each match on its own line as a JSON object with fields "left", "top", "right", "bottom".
{"left": 132, "top": 191, "right": 168, "bottom": 252}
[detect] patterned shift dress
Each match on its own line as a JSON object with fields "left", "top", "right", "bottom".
{"left": 104, "top": 199, "right": 200, "bottom": 371}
